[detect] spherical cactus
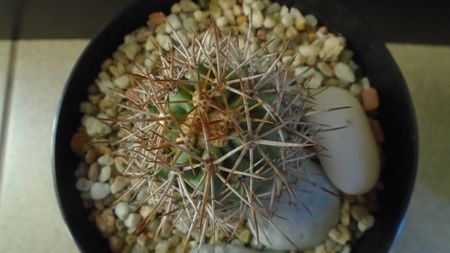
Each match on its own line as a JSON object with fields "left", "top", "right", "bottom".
{"left": 112, "top": 22, "right": 317, "bottom": 245}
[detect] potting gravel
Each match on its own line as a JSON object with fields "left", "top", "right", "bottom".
{"left": 71, "top": 0, "right": 383, "bottom": 252}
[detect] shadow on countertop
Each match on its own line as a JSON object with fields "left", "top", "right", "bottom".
{"left": 1, "top": 0, "right": 450, "bottom": 45}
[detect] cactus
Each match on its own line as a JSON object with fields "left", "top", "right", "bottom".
{"left": 111, "top": 22, "right": 316, "bottom": 246}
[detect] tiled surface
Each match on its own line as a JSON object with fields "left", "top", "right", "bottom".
{"left": 0, "top": 40, "right": 449, "bottom": 253}
{"left": 387, "top": 44, "right": 450, "bottom": 253}
{"left": 0, "top": 40, "right": 11, "bottom": 137}
{"left": 0, "top": 40, "right": 86, "bottom": 253}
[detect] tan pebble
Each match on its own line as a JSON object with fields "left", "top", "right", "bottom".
{"left": 362, "top": 87, "right": 379, "bottom": 111}
{"left": 370, "top": 119, "right": 385, "bottom": 144}
{"left": 286, "top": 26, "right": 298, "bottom": 39}
{"left": 70, "top": 132, "right": 88, "bottom": 154}
{"left": 147, "top": 231, "right": 155, "bottom": 239}
{"left": 358, "top": 215, "right": 375, "bottom": 232}
{"left": 109, "top": 235, "right": 124, "bottom": 253}
{"left": 273, "top": 23, "right": 285, "bottom": 37}
{"left": 351, "top": 205, "right": 370, "bottom": 221}
{"left": 148, "top": 12, "right": 165, "bottom": 26}
{"left": 295, "top": 18, "right": 306, "bottom": 31}
{"left": 88, "top": 162, "right": 100, "bottom": 181}
{"left": 233, "top": 5, "right": 243, "bottom": 16}
{"left": 101, "top": 58, "right": 113, "bottom": 71}
{"left": 236, "top": 15, "right": 247, "bottom": 26}
{"left": 318, "top": 26, "right": 329, "bottom": 34}
{"left": 137, "top": 233, "right": 148, "bottom": 246}
{"left": 86, "top": 149, "right": 100, "bottom": 166}
{"left": 307, "top": 32, "right": 316, "bottom": 43}
{"left": 344, "top": 194, "right": 357, "bottom": 204}
{"left": 97, "top": 213, "right": 115, "bottom": 236}
{"left": 328, "top": 224, "right": 351, "bottom": 245}
{"left": 256, "top": 29, "right": 267, "bottom": 40}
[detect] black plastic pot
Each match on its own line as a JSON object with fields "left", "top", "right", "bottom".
{"left": 53, "top": 0, "right": 418, "bottom": 252}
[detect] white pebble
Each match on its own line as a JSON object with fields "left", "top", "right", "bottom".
{"left": 358, "top": 215, "right": 375, "bottom": 232}
{"left": 182, "top": 16, "right": 199, "bottom": 33}
{"left": 216, "top": 16, "right": 228, "bottom": 27}
{"left": 114, "top": 202, "right": 130, "bottom": 220}
{"left": 165, "top": 14, "right": 182, "bottom": 33}
{"left": 90, "top": 182, "right": 110, "bottom": 200}
{"left": 233, "top": 5, "right": 242, "bottom": 16}
{"left": 125, "top": 213, "right": 142, "bottom": 228}
{"left": 75, "top": 178, "right": 92, "bottom": 191}
{"left": 170, "top": 30, "right": 189, "bottom": 47}
{"left": 155, "top": 241, "right": 170, "bottom": 253}
{"left": 281, "top": 15, "right": 293, "bottom": 27}
{"left": 171, "top": 3, "right": 182, "bottom": 13}
{"left": 139, "top": 205, "right": 153, "bottom": 218}
{"left": 120, "top": 43, "right": 140, "bottom": 60}
{"left": 251, "top": 1, "right": 265, "bottom": 11}
{"left": 334, "top": 62, "right": 355, "bottom": 82}
{"left": 80, "top": 101, "right": 96, "bottom": 115}
{"left": 298, "top": 45, "right": 317, "bottom": 58}
{"left": 193, "top": 10, "right": 206, "bottom": 22}
{"left": 98, "top": 154, "right": 114, "bottom": 166}
{"left": 252, "top": 10, "right": 264, "bottom": 28}
{"left": 307, "top": 72, "right": 324, "bottom": 89}
{"left": 97, "top": 80, "right": 115, "bottom": 93}
{"left": 99, "top": 166, "right": 112, "bottom": 182}
{"left": 263, "top": 15, "right": 276, "bottom": 28}
{"left": 108, "top": 63, "right": 125, "bottom": 78}
{"left": 317, "top": 62, "right": 334, "bottom": 77}
{"left": 132, "top": 244, "right": 147, "bottom": 253}
{"left": 156, "top": 34, "right": 172, "bottom": 51}
{"left": 110, "top": 176, "right": 129, "bottom": 194}
{"left": 285, "top": 26, "right": 298, "bottom": 38}
{"left": 82, "top": 115, "right": 112, "bottom": 138}
{"left": 294, "top": 66, "right": 314, "bottom": 77}
{"left": 113, "top": 75, "right": 130, "bottom": 89}
{"left": 320, "top": 37, "right": 344, "bottom": 61}
{"left": 219, "top": 0, "right": 236, "bottom": 10}
{"left": 305, "top": 14, "right": 318, "bottom": 27}
{"left": 290, "top": 7, "right": 304, "bottom": 20}
{"left": 350, "top": 83, "right": 363, "bottom": 96}
{"left": 210, "top": 3, "right": 223, "bottom": 18}
{"left": 266, "top": 2, "right": 280, "bottom": 13}
{"left": 242, "top": 4, "right": 251, "bottom": 16}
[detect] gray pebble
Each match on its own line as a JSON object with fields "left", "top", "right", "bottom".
{"left": 114, "top": 202, "right": 130, "bottom": 220}
{"left": 99, "top": 166, "right": 112, "bottom": 182}
{"left": 90, "top": 182, "right": 111, "bottom": 200}
{"left": 334, "top": 62, "right": 355, "bottom": 83}
{"left": 124, "top": 213, "right": 141, "bottom": 228}
{"left": 75, "top": 178, "right": 92, "bottom": 192}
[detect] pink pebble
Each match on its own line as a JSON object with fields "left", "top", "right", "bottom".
{"left": 362, "top": 87, "right": 379, "bottom": 111}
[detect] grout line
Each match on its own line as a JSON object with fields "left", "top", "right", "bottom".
{"left": 0, "top": 0, "right": 26, "bottom": 201}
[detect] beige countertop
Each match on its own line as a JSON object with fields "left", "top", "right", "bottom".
{"left": 0, "top": 40, "right": 449, "bottom": 253}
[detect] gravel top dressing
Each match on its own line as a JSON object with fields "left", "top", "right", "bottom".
{"left": 70, "top": 0, "right": 384, "bottom": 252}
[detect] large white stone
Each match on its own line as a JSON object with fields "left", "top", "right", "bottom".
{"left": 309, "top": 87, "right": 380, "bottom": 194}
{"left": 247, "top": 161, "right": 340, "bottom": 251}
